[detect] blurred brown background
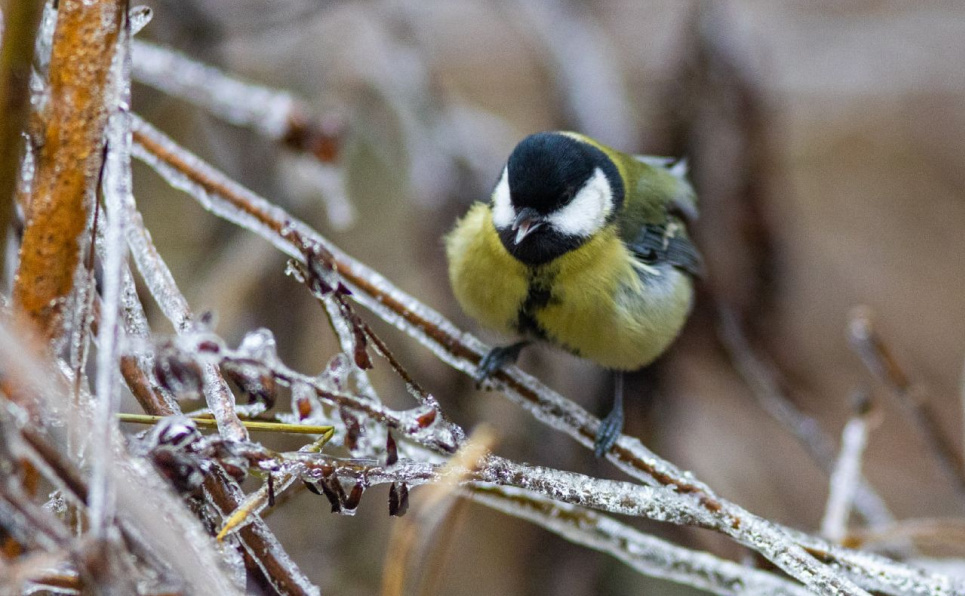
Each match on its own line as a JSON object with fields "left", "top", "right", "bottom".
{"left": 131, "top": 1, "right": 965, "bottom": 594}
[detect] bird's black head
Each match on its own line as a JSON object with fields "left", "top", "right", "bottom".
{"left": 491, "top": 132, "right": 625, "bottom": 266}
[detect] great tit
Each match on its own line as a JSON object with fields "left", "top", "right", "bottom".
{"left": 445, "top": 131, "right": 702, "bottom": 456}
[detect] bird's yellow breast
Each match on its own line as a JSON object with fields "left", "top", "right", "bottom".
{"left": 446, "top": 204, "right": 529, "bottom": 335}
{"left": 446, "top": 204, "right": 693, "bottom": 371}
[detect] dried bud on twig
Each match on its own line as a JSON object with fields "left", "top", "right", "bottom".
{"left": 153, "top": 344, "right": 203, "bottom": 399}
{"left": 388, "top": 483, "right": 409, "bottom": 517}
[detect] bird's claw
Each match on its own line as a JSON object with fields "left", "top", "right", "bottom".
{"left": 594, "top": 407, "right": 624, "bottom": 458}
{"left": 474, "top": 342, "right": 528, "bottom": 387}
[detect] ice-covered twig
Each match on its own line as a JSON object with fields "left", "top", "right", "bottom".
{"left": 128, "top": 114, "right": 965, "bottom": 595}
{"left": 718, "top": 306, "right": 894, "bottom": 528}
{"left": 0, "top": 317, "right": 245, "bottom": 595}
{"left": 131, "top": 40, "right": 341, "bottom": 163}
{"left": 821, "top": 392, "right": 875, "bottom": 543}
{"left": 12, "top": 0, "right": 123, "bottom": 341}
{"left": 470, "top": 485, "right": 811, "bottom": 596}
{"left": 88, "top": 9, "right": 134, "bottom": 539}
{"left": 119, "top": 182, "right": 247, "bottom": 442}
{"left": 164, "top": 334, "right": 460, "bottom": 454}
{"left": 290, "top": 258, "right": 446, "bottom": 415}
{"left": 848, "top": 307, "right": 965, "bottom": 501}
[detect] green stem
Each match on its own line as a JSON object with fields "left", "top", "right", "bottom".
{"left": 118, "top": 413, "right": 334, "bottom": 436}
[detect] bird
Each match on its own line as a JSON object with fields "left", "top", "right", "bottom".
{"left": 445, "top": 131, "right": 702, "bottom": 456}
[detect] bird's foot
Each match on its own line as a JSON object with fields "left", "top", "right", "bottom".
{"left": 594, "top": 407, "right": 624, "bottom": 457}
{"left": 474, "top": 341, "right": 529, "bottom": 387}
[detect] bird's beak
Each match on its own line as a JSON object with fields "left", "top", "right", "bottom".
{"left": 512, "top": 208, "right": 543, "bottom": 245}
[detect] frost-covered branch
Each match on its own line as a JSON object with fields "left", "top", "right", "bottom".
{"left": 131, "top": 39, "right": 341, "bottom": 163}
{"left": 0, "top": 317, "right": 244, "bottom": 595}
{"left": 128, "top": 113, "right": 965, "bottom": 596}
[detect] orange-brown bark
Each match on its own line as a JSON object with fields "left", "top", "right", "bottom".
{"left": 13, "top": 0, "right": 124, "bottom": 341}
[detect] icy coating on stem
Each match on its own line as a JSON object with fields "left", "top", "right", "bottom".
{"left": 131, "top": 40, "right": 295, "bottom": 139}
{"left": 128, "top": 115, "right": 965, "bottom": 596}
{"left": 822, "top": 414, "right": 871, "bottom": 542}
{"left": 89, "top": 13, "right": 133, "bottom": 538}
{"left": 472, "top": 485, "right": 811, "bottom": 596}
{"left": 116, "top": 172, "right": 247, "bottom": 441}
{"left": 0, "top": 323, "right": 245, "bottom": 596}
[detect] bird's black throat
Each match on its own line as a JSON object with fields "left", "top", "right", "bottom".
{"left": 497, "top": 226, "right": 584, "bottom": 266}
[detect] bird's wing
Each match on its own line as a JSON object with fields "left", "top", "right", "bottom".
{"left": 622, "top": 154, "right": 703, "bottom": 277}
{"left": 627, "top": 222, "right": 704, "bottom": 278}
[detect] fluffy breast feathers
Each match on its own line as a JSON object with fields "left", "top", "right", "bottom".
{"left": 445, "top": 203, "right": 694, "bottom": 370}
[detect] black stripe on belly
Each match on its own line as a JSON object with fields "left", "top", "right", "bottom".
{"left": 515, "top": 274, "right": 553, "bottom": 339}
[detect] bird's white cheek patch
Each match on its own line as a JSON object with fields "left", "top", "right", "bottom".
{"left": 547, "top": 168, "right": 613, "bottom": 237}
{"left": 491, "top": 167, "right": 514, "bottom": 229}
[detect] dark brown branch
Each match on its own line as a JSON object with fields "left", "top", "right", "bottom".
{"left": 0, "top": 0, "right": 45, "bottom": 266}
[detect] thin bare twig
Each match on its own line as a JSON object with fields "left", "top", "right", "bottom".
{"left": 718, "top": 305, "right": 894, "bottom": 528}
{"left": 821, "top": 392, "right": 876, "bottom": 543}
{"left": 128, "top": 114, "right": 964, "bottom": 595}
{"left": 848, "top": 306, "right": 965, "bottom": 501}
